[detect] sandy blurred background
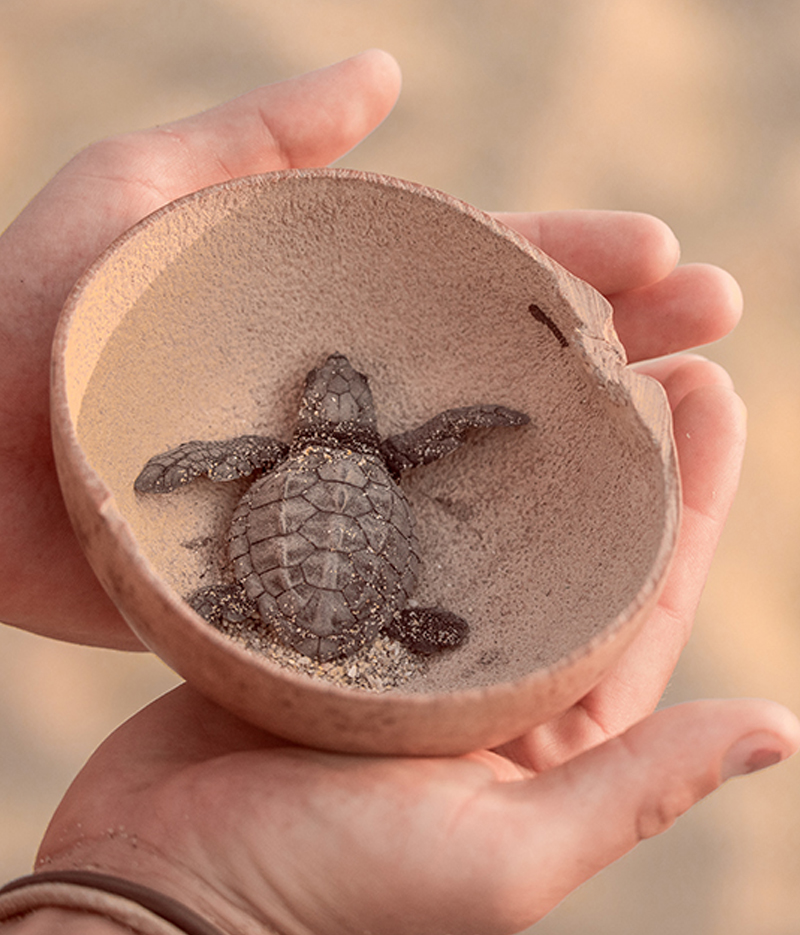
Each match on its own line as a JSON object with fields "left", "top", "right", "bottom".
{"left": 1, "top": 1, "right": 799, "bottom": 932}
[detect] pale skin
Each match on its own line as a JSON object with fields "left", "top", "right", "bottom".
{"left": 1, "top": 50, "right": 798, "bottom": 935}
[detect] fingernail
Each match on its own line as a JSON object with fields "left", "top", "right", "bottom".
{"left": 721, "top": 732, "right": 788, "bottom": 781}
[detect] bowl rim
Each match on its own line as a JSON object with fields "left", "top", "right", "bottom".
{"left": 50, "top": 166, "right": 681, "bottom": 741}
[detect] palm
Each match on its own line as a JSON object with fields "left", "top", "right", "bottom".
{"left": 40, "top": 687, "right": 526, "bottom": 934}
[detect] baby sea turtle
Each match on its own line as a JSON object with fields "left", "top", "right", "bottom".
{"left": 134, "top": 353, "right": 529, "bottom": 662}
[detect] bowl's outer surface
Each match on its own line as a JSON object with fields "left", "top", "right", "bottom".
{"left": 51, "top": 168, "right": 679, "bottom": 755}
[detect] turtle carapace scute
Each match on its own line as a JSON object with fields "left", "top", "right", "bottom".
{"left": 134, "top": 353, "right": 529, "bottom": 662}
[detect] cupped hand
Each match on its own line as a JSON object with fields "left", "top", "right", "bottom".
{"left": 37, "top": 685, "right": 799, "bottom": 935}
{"left": 494, "top": 211, "right": 748, "bottom": 769}
{"left": 37, "top": 240, "right": 776, "bottom": 934}
{"left": 0, "top": 50, "right": 402, "bottom": 647}
{"left": 0, "top": 51, "right": 742, "bottom": 656}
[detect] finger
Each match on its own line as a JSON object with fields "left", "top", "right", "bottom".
{"left": 9, "top": 49, "right": 402, "bottom": 321}
{"left": 493, "top": 209, "right": 680, "bottom": 296}
{"left": 487, "top": 699, "right": 800, "bottom": 928}
{"left": 610, "top": 262, "right": 743, "bottom": 362}
{"left": 96, "top": 48, "right": 403, "bottom": 204}
{"left": 633, "top": 352, "right": 735, "bottom": 407}
{"left": 583, "top": 377, "right": 747, "bottom": 722}
{"left": 655, "top": 378, "right": 747, "bottom": 614}
{"left": 176, "top": 47, "right": 402, "bottom": 173}
{"left": 502, "top": 363, "right": 746, "bottom": 769}
{"left": 495, "top": 212, "right": 742, "bottom": 364}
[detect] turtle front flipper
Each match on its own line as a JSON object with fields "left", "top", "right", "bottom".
{"left": 383, "top": 607, "right": 469, "bottom": 655}
{"left": 380, "top": 405, "right": 529, "bottom": 477}
{"left": 134, "top": 435, "right": 289, "bottom": 493}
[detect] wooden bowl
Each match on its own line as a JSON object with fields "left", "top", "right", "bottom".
{"left": 51, "top": 168, "right": 679, "bottom": 755}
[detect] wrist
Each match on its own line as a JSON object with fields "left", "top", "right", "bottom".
{"left": 0, "top": 872, "right": 248, "bottom": 935}
{"left": 35, "top": 838, "right": 251, "bottom": 933}
{"left": 1, "top": 907, "right": 130, "bottom": 934}
{"left": 34, "top": 826, "right": 282, "bottom": 934}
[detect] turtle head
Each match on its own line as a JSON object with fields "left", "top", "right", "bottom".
{"left": 294, "top": 353, "right": 379, "bottom": 451}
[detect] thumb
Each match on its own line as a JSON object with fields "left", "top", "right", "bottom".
{"left": 5, "top": 49, "right": 403, "bottom": 330}
{"left": 138, "top": 47, "right": 404, "bottom": 187}
{"left": 491, "top": 699, "right": 800, "bottom": 926}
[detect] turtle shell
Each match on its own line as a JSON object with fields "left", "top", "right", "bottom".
{"left": 228, "top": 444, "right": 421, "bottom": 659}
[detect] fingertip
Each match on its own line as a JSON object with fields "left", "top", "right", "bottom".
{"left": 290, "top": 48, "right": 401, "bottom": 164}
{"left": 628, "top": 701, "right": 800, "bottom": 839}
{"left": 494, "top": 209, "right": 682, "bottom": 296}
{"left": 673, "top": 377, "right": 748, "bottom": 450}
{"left": 718, "top": 264, "right": 744, "bottom": 316}
{"left": 689, "top": 261, "right": 744, "bottom": 329}
{"left": 350, "top": 48, "right": 403, "bottom": 94}
{"left": 614, "top": 260, "right": 744, "bottom": 362}
{"left": 720, "top": 700, "right": 800, "bottom": 781}
{"left": 635, "top": 353, "right": 738, "bottom": 407}
{"left": 623, "top": 211, "right": 681, "bottom": 286}
{"left": 325, "top": 48, "right": 402, "bottom": 118}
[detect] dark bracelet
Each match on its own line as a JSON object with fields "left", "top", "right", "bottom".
{"left": 0, "top": 870, "right": 228, "bottom": 935}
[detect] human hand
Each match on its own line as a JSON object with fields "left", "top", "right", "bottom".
{"left": 33, "top": 684, "right": 798, "bottom": 935}
{"left": 30, "top": 202, "right": 800, "bottom": 931}
{"left": 0, "top": 48, "right": 741, "bottom": 666}
{"left": 8, "top": 52, "right": 796, "bottom": 934}
{"left": 0, "top": 50, "right": 402, "bottom": 648}
{"left": 493, "top": 209, "right": 748, "bottom": 765}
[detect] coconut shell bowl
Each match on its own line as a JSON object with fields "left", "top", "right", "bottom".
{"left": 51, "top": 168, "right": 679, "bottom": 756}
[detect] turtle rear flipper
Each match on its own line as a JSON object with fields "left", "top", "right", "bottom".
{"left": 134, "top": 435, "right": 289, "bottom": 493}
{"left": 381, "top": 405, "right": 529, "bottom": 477}
{"left": 187, "top": 583, "right": 260, "bottom": 628}
{"left": 383, "top": 606, "right": 469, "bottom": 655}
